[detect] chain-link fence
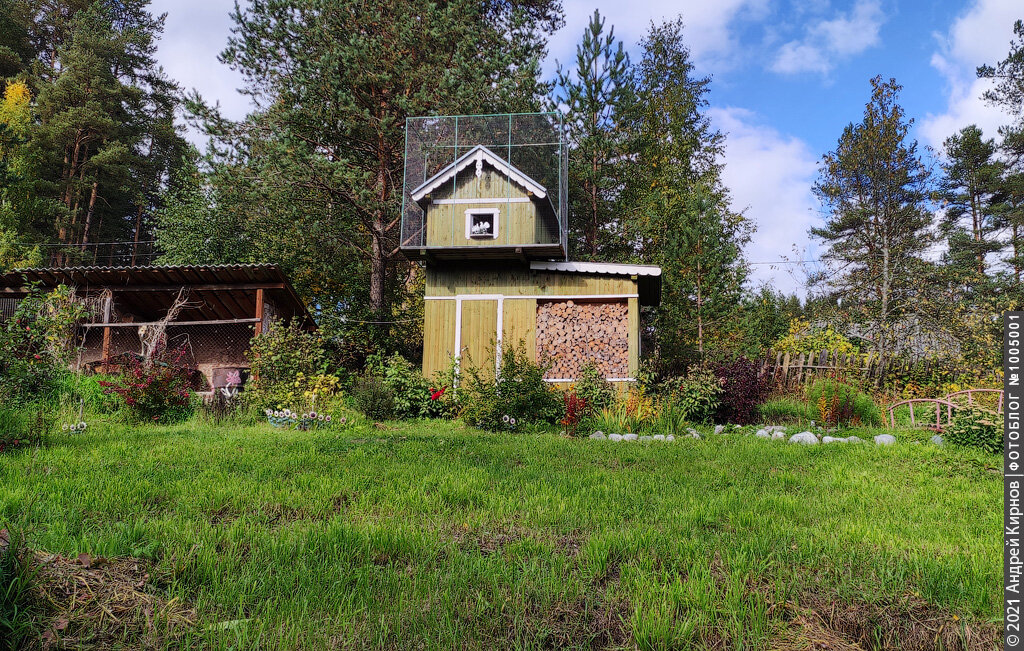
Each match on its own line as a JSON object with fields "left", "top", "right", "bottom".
{"left": 75, "top": 322, "right": 256, "bottom": 391}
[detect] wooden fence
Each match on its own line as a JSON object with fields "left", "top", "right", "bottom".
{"left": 757, "top": 350, "right": 957, "bottom": 388}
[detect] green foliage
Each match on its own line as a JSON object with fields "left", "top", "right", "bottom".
{"left": 365, "top": 353, "right": 446, "bottom": 420}
{"left": 0, "top": 284, "right": 87, "bottom": 401}
{"left": 571, "top": 362, "right": 616, "bottom": 416}
{"left": 552, "top": 9, "right": 635, "bottom": 260}
{"left": 811, "top": 76, "right": 933, "bottom": 362}
{"left": 459, "top": 342, "right": 560, "bottom": 431}
{"left": 664, "top": 365, "right": 723, "bottom": 425}
{"left": 757, "top": 397, "right": 815, "bottom": 424}
{"left": 245, "top": 321, "right": 330, "bottom": 410}
{"left": 772, "top": 317, "right": 858, "bottom": 356}
{"left": 946, "top": 406, "right": 1002, "bottom": 454}
{"left": 0, "top": 404, "right": 50, "bottom": 452}
{"left": 806, "top": 378, "right": 881, "bottom": 427}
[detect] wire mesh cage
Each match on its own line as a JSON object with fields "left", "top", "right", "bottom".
{"left": 401, "top": 112, "right": 567, "bottom": 254}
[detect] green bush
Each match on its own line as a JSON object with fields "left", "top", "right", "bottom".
{"left": 946, "top": 406, "right": 1002, "bottom": 454}
{"left": 366, "top": 353, "right": 448, "bottom": 419}
{"left": 352, "top": 374, "right": 395, "bottom": 421}
{"left": 0, "top": 405, "right": 50, "bottom": 452}
{"left": 246, "top": 321, "right": 331, "bottom": 410}
{"left": 572, "top": 363, "right": 616, "bottom": 416}
{"left": 0, "top": 284, "right": 88, "bottom": 401}
{"left": 805, "top": 378, "right": 880, "bottom": 427}
{"left": 663, "top": 365, "right": 723, "bottom": 425}
{"left": 460, "top": 342, "right": 560, "bottom": 431}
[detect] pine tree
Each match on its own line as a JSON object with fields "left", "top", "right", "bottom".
{"left": 551, "top": 10, "right": 635, "bottom": 260}
{"left": 939, "top": 125, "right": 1004, "bottom": 277}
{"left": 626, "top": 18, "right": 749, "bottom": 367}
{"left": 811, "top": 76, "right": 933, "bottom": 363}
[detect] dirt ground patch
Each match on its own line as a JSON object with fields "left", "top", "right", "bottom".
{"left": 27, "top": 550, "right": 195, "bottom": 649}
{"left": 770, "top": 591, "right": 1001, "bottom": 651}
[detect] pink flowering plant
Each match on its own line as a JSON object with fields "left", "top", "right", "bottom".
{"left": 98, "top": 344, "right": 199, "bottom": 423}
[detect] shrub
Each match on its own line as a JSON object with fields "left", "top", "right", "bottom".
{"left": 946, "top": 406, "right": 1002, "bottom": 454}
{"left": 99, "top": 345, "right": 199, "bottom": 423}
{"left": 0, "top": 284, "right": 88, "bottom": 401}
{"left": 0, "top": 405, "right": 50, "bottom": 453}
{"left": 805, "top": 377, "right": 880, "bottom": 427}
{"left": 352, "top": 374, "right": 395, "bottom": 421}
{"left": 773, "top": 317, "right": 858, "bottom": 355}
{"left": 714, "top": 356, "right": 770, "bottom": 425}
{"left": 560, "top": 392, "right": 588, "bottom": 437}
{"left": 459, "top": 342, "right": 560, "bottom": 430}
{"left": 366, "top": 353, "right": 447, "bottom": 419}
{"left": 246, "top": 321, "right": 330, "bottom": 410}
{"left": 663, "top": 365, "right": 722, "bottom": 425}
{"left": 572, "top": 363, "right": 615, "bottom": 414}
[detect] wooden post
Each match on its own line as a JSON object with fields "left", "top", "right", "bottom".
{"left": 252, "top": 288, "right": 265, "bottom": 383}
{"left": 101, "top": 294, "right": 112, "bottom": 367}
{"left": 254, "top": 288, "right": 265, "bottom": 337}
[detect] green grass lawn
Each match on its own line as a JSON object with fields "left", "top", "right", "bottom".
{"left": 0, "top": 419, "right": 1003, "bottom": 649}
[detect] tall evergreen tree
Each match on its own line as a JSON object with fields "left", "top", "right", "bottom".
{"left": 626, "top": 18, "right": 749, "bottom": 367}
{"left": 811, "top": 76, "right": 934, "bottom": 363}
{"left": 551, "top": 10, "right": 634, "bottom": 260}
{"left": 0, "top": 0, "right": 186, "bottom": 268}
{"left": 939, "top": 125, "right": 1004, "bottom": 277}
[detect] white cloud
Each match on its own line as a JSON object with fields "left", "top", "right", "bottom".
{"left": 710, "top": 107, "right": 821, "bottom": 295}
{"left": 920, "top": 0, "right": 1020, "bottom": 150}
{"left": 770, "top": 0, "right": 884, "bottom": 75}
{"left": 545, "top": 0, "right": 770, "bottom": 76}
{"left": 772, "top": 42, "right": 830, "bottom": 75}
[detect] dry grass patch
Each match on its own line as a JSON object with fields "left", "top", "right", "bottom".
{"left": 28, "top": 550, "right": 195, "bottom": 649}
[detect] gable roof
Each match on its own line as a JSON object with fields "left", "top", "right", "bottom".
{"left": 410, "top": 145, "right": 548, "bottom": 202}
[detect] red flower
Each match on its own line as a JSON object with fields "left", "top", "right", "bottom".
{"left": 429, "top": 386, "right": 447, "bottom": 401}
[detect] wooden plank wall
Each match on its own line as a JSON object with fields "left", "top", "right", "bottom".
{"left": 425, "top": 169, "right": 538, "bottom": 247}
{"left": 422, "top": 299, "right": 456, "bottom": 379}
{"left": 421, "top": 266, "right": 642, "bottom": 381}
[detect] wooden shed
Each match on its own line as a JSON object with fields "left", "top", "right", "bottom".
{"left": 401, "top": 113, "right": 662, "bottom": 385}
{"left": 0, "top": 264, "right": 313, "bottom": 390}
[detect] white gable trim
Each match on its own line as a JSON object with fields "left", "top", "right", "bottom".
{"left": 410, "top": 145, "right": 548, "bottom": 202}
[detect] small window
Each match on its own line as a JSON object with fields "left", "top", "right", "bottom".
{"left": 465, "top": 208, "right": 499, "bottom": 239}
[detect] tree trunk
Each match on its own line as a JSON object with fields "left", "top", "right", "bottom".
{"left": 81, "top": 180, "right": 99, "bottom": 252}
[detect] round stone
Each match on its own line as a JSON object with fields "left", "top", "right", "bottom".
{"left": 652, "top": 434, "right": 666, "bottom": 441}
{"left": 789, "top": 432, "right": 819, "bottom": 445}
{"left": 608, "top": 433, "right": 623, "bottom": 442}
{"left": 589, "top": 432, "right": 607, "bottom": 440}
{"left": 623, "top": 433, "right": 639, "bottom": 441}
{"left": 755, "top": 429, "right": 770, "bottom": 439}
{"left": 638, "top": 435, "right": 653, "bottom": 442}
{"left": 930, "top": 435, "right": 943, "bottom": 446}
{"left": 874, "top": 434, "right": 896, "bottom": 446}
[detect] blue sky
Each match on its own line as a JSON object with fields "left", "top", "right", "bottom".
{"left": 149, "top": 0, "right": 1021, "bottom": 294}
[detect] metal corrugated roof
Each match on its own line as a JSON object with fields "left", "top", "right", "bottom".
{"left": 529, "top": 261, "right": 663, "bottom": 306}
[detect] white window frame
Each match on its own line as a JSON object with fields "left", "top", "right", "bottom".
{"left": 465, "top": 208, "right": 500, "bottom": 240}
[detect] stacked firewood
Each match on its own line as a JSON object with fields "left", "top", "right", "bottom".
{"left": 536, "top": 300, "right": 628, "bottom": 379}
